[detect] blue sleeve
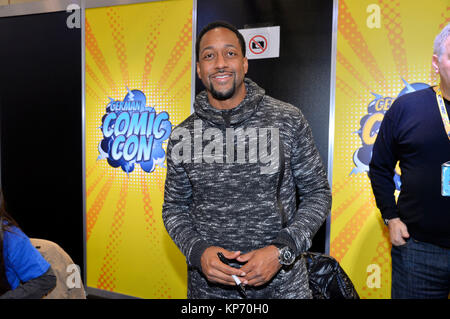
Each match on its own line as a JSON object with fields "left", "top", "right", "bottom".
{"left": 3, "top": 227, "right": 50, "bottom": 290}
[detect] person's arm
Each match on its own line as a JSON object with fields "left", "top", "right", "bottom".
{"left": 272, "top": 109, "right": 332, "bottom": 255}
{"left": 162, "top": 131, "right": 213, "bottom": 270}
{"left": 368, "top": 105, "right": 409, "bottom": 245}
{"left": 0, "top": 267, "right": 56, "bottom": 299}
{"left": 239, "top": 109, "right": 331, "bottom": 287}
{"left": 368, "top": 110, "right": 400, "bottom": 222}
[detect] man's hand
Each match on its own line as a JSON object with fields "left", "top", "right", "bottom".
{"left": 200, "top": 246, "right": 245, "bottom": 285}
{"left": 237, "top": 245, "right": 282, "bottom": 287}
{"left": 388, "top": 217, "right": 410, "bottom": 246}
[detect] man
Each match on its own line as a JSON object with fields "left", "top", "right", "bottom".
{"left": 162, "top": 21, "right": 331, "bottom": 299}
{"left": 369, "top": 23, "right": 450, "bottom": 299}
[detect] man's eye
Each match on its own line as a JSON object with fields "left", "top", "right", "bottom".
{"left": 226, "top": 51, "right": 237, "bottom": 57}
{"left": 203, "top": 53, "right": 214, "bottom": 59}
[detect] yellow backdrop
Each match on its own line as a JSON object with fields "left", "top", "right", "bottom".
{"left": 331, "top": 0, "right": 449, "bottom": 299}
{"left": 85, "top": 0, "right": 193, "bottom": 298}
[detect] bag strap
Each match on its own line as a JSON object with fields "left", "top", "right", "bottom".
{"left": 277, "top": 139, "right": 287, "bottom": 228}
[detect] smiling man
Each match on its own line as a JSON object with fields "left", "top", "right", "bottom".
{"left": 195, "top": 24, "right": 248, "bottom": 109}
{"left": 162, "top": 21, "right": 331, "bottom": 299}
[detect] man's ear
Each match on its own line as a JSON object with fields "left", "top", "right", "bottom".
{"left": 196, "top": 61, "right": 202, "bottom": 79}
{"left": 432, "top": 54, "right": 440, "bottom": 74}
{"left": 243, "top": 57, "right": 248, "bottom": 75}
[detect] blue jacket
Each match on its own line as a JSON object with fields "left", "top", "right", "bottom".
{"left": 3, "top": 226, "right": 50, "bottom": 289}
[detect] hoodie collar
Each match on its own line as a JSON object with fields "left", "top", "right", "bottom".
{"left": 194, "top": 78, "right": 265, "bottom": 127}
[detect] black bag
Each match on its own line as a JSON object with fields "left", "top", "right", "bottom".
{"left": 302, "top": 252, "right": 359, "bottom": 299}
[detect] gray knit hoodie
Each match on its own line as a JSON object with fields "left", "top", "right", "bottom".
{"left": 162, "top": 78, "right": 331, "bottom": 298}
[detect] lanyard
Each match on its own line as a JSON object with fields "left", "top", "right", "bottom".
{"left": 433, "top": 85, "right": 450, "bottom": 141}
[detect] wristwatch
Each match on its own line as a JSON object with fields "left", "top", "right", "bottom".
{"left": 383, "top": 218, "right": 390, "bottom": 226}
{"left": 276, "top": 245, "right": 296, "bottom": 266}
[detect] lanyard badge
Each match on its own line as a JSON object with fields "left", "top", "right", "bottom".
{"left": 434, "top": 86, "right": 450, "bottom": 196}
{"left": 443, "top": 162, "right": 450, "bottom": 196}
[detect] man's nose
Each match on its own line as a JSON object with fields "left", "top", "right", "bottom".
{"left": 214, "top": 53, "right": 227, "bottom": 69}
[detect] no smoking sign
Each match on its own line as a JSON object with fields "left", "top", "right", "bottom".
{"left": 239, "top": 26, "right": 280, "bottom": 60}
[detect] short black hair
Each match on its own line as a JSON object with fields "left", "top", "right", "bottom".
{"left": 196, "top": 21, "right": 246, "bottom": 62}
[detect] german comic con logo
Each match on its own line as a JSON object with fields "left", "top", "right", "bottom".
{"left": 97, "top": 88, "right": 172, "bottom": 174}
{"left": 351, "top": 79, "right": 429, "bottom": 190}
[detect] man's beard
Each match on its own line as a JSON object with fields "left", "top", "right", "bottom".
{"left": 208, "top": 75, "right": 236, "bottom": 101}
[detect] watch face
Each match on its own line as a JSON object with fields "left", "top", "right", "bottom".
{"left": 280, "top": 247, "right": 295, "bottom": 265}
